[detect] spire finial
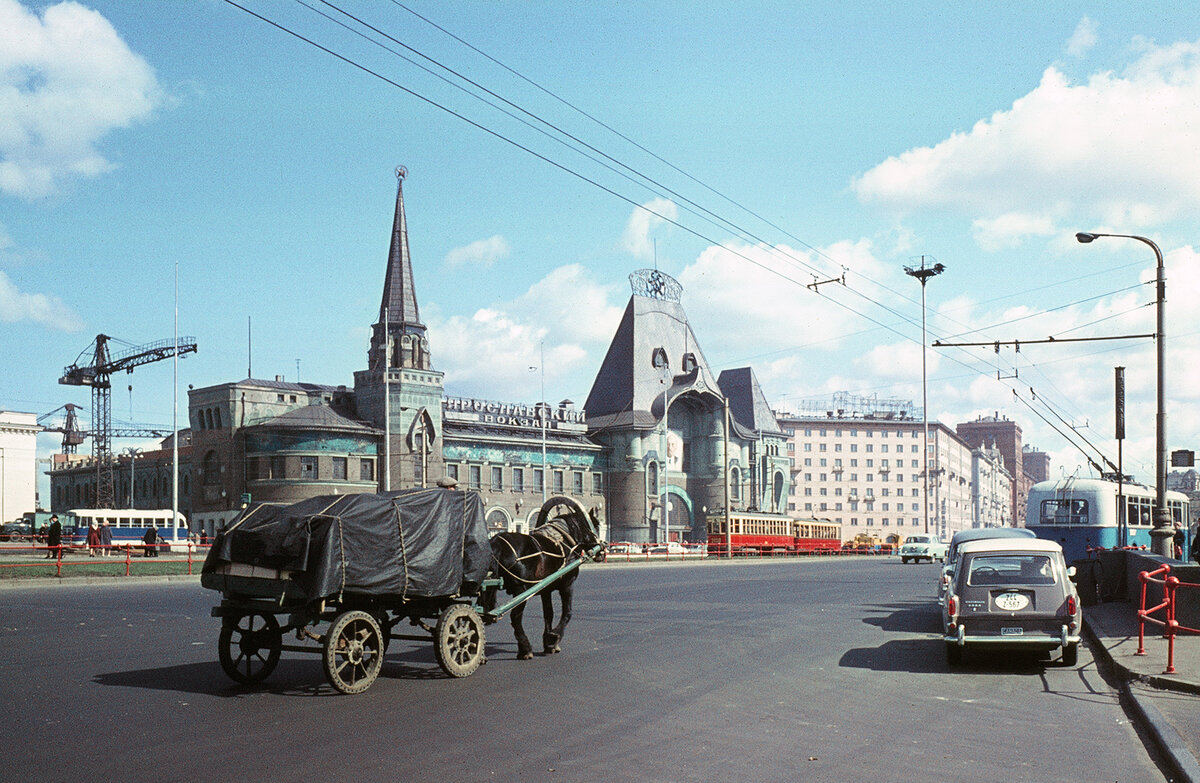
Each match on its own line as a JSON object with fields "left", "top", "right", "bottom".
{"left": 395, "top": 165, "right": 407, "bottom": 182}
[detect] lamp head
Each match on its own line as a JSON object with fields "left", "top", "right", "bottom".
{"left": 1075, "top": 232, "right": 1098, "bottom": 244}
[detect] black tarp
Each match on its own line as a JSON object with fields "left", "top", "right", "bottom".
{"left": 202, "top": 489, "right": 492, "bottom": 601}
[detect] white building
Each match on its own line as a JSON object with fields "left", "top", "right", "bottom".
{"left": 778, "top": 396, "right": 980, "bottom": 544}
{"left": 1, "top": 411, "right": 41, "bottom": 524}
{"left": 971, "top": 444, "right": 1013, "bottom": 528}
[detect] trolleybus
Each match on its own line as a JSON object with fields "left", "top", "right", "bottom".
{"left": 1025, "top": 477, "right": 1189, "bottom": 562}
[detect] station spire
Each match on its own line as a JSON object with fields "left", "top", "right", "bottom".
{"left": 379, "top": 166, "right": 423, "bottom": 330}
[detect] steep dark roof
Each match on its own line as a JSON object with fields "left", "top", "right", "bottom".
{"left": 718, "top": 367, "right": 784, "bottom": 437}
{"left": 584, "top": 292, "right": 723, "bottom": 431}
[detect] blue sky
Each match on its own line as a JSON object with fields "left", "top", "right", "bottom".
{"left": 4, "top": 0, "right": 1200, "bottom": 490}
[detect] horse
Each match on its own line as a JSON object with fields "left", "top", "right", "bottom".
{"left": 488, "top": 496, "right": 604, "bottom": 660}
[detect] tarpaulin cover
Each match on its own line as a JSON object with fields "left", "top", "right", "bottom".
{"left": 202, "top": 489, "right": 492, "bottom": 601}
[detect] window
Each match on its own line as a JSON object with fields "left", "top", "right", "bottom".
{"left": 573, "top": 471, "right": 584, "bottom": 494}
{"left": 533, "top": 468, "right": 544, "bottom": 493}
{"left": 446, "top": 463, "right": 459, "bottom": 482}
{"left": 360, "top": 459, "right": 375, "bottom": 482}
{"left": 512, "top": 468, "right": 524, "bottom": 493}
{"left": 299, "top": 456, "right": 317, "bottom": 479}
{"left": 491, "top": 466, "right": 503, "bottom": 491}
{"left": 332, "top": 457, "right": 347, "bottom": 480}
{"left": 468, "top": 465, "right": 482, "bottom": 490}
{"left": 270, "top": 455, "right": 286, "bottom": 479}
{"left": 553, "top": 470, "right": 565, "bottom": 494}
{"left": 592, "top": 473, "right": 603, "bottom": 494}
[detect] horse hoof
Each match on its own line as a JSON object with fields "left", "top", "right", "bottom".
{"left": 518, "top": 651, "right": 534, "bottom": 660}
{"left": 544, "top": 646, "right": 561, "bottom": 655}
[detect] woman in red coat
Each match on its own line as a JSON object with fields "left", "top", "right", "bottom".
{"left": 86, "top": 522, "right": 101, "bottom": 557}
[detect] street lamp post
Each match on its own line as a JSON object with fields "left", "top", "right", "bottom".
{"left": 905, "top": 257, "right": 945, "bottom": 535}
{"left": 1076, "top": 231, "right": 1172, "bottom": 556}
{"left": 123, "top": 448, "right": 143, "bottom": 508}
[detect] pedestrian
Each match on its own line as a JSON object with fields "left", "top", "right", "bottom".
{"left": 86, "top": 521, "right": 100, "bottom": 557}
{"left": 143, "top": 525, "right": 159, "bottom": 557}
{"left": 1172, "top": 522, "right": 1185, "bottom": 560}
{"left": 99, "top": 520, "right": 112, "bottom": 556}
{"left": 1191, "top": 525, "right": 1200, "bottom": 564}
{"left": 45, "top": 515, "right": 62, "bottom": 559}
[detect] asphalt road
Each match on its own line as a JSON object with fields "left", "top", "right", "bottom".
{"left": 0, "top": 559, "right": 1167, "bottom": 782}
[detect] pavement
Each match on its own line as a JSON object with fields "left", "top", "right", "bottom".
{"left": 1086, "top": 599, "right": 1200, "bottom": 783}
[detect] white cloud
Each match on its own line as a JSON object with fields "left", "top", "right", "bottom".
{"left": 1067, "top": 17, "right": 1098, "bottom": 59}
{"left": 972, "top": 212, "right": 1058, "bottom": 251}
{"left": 0, "top": 0, "right": 163, "bottom": 198}
{"left": 443, "top": 235, "right": 510, "bottom": 269}
{"left": 851, "top": 38, "right": 1200, "bottom": 234}
{"left": 428, "top": 264, "right": 621, "bottom": 400}
{"left": 621, "top": 198, "right": 677, "bottom": 259}
{"left": 0, "top": 269, "right": 83, "bottom": 330}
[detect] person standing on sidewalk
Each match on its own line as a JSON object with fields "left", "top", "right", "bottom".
{"left": 99, "top": 520, "right": 112, "bottom": 556}
{"left": 45, "top": 515, "right": 61, "bottom": 559}
{"left": 86, "top": 522, "right": 100, "bottom": 557}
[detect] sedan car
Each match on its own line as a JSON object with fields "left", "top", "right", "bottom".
{"left": 898, "top": 534, "right": 948, "bottom": 563}
{"left": 938, "top": 527, "right": 1037, "bottom": 604}
{"left": 0, "top": 521, "right": 32, "bottom": 542}
{"left": 943, "top": 538, "right": 1081, "bottom": 666}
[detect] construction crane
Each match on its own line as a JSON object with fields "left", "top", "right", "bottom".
{"left": 38, "top": 403, "right": 171, "bottom": 454}
{"left": 59, "top": 334, "right": 198, "bottom": 508}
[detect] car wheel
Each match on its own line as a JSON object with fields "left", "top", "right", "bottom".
{"left": 1061, "top": 643, "right": 1078, "bottom": 667}
{"left": 946, "top": 643, "right": 962, "bottom": 666}
{"left": 901, "top": 557, "right": 909, "bottom": 564}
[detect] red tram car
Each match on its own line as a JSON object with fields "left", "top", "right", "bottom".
{"left": 706, "top": 511, "right": 841, "bottom": 556}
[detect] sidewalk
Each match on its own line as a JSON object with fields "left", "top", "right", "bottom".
{"left": 1085, "top": 600, "right": 1200, "bottom": 783}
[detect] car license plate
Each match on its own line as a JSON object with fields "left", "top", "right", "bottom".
{"left": 995, "top": 592, "right": 1030, "bottom": 611}
{"left": 1001, "top": 627, "right": 1024, "bottom": 636}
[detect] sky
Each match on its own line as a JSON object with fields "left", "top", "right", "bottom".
{"left": 3, "top": 0, "right": 1200, "bottom": 499}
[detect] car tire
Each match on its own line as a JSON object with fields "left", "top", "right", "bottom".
{"left": 1061, "top": 643, "right": 1078, "bottom": 667}
{"left": 901, "top": 557, "right": 909, "bottom": 564}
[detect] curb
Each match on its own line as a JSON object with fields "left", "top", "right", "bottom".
{"left": 0, "top": 573, "right": 201, "bottom": 589}
{"left": 1084, "top": 619, "right": 1199, "bottom": 783}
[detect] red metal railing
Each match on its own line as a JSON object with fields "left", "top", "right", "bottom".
{"left": 0, "top": 541, "right": 207, "bottom": 578}
{"left": 1136, "top": 563, "right": 1200, "bottom": 674}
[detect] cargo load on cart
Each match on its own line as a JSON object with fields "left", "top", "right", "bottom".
{"left": 201, "top": 488, "right": 492, "bottom": 602}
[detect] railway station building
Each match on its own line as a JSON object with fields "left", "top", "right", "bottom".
{"left": 48, "top": 169, "right": 790, "bottom": 543}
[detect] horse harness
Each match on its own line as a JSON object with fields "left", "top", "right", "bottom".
{"left": 494, "top": 517, "right": 588, "bottom": 586}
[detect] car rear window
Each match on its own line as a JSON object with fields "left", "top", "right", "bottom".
{"left": 967, "top": 554, "right": 1056, "bottom": 586}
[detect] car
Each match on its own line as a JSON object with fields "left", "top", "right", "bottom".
{"left": 606, "top": 542, "right": 642, "bottom": 555}
{"left": 0, "top": 521, "right": 33, "bottom": 542}
{"left": 645, "top": 541, "right": 686, "bottom": 555}
{"left": 943, "top": 538, "right": 1081, "bottom": 666}
{"left": 898, "top": 534, "right": 947, "bottom": 563}
{"left": 938, "top": 527, "right": 1037, "bottom": 604}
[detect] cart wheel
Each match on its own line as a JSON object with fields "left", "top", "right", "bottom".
{"left": 435, "top": 604, "right": 486, "bottom": 678}
{"left": 323, "top": 610, "right": 384, "bottom": 695}
{"left": 218, "top": 613, "right": 282, "bottom": 685}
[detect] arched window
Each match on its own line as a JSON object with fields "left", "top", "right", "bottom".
{"left": 214, "top": 408, "right": 222, "bottom": 428}
{"left": 203, "top": 450, "right": 221, "bottom": 486}
{"left": 647, "top": 461, "right": 659, "bottom": 495}
{"left": 730, "top": 467, "right": 741, "bottom": 501}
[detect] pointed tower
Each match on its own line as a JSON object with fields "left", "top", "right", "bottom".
{"left": 354, "top": 167, "right": 445, "bottom": 489}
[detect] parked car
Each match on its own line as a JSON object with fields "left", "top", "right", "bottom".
{"left": 898, "top": 534, "right": 947, "bottom": 563}
{"left": 606, "top": 542, "right": 642, "bottom": 555}
{"left": 646, "top": 541, "right": 686, "bottom": 555}
{"left": 939, "top": 527, "right": 1037, "bottom": 604}
{"left": 0, "top": 521, "right": 33, "bottom": 542}
{"left": 943, "top": 538, "right": 1081, "bottom": 666}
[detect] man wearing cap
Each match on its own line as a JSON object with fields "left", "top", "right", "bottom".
{"left": 46, "top": 515, "right": 62, "bottom": 559}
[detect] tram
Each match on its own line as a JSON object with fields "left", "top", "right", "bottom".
{"left": 706, "top": 511, "right": 841, "bottom": 555}
{"left": 1024, "top": 477, "right": 1189, "bottom": 562}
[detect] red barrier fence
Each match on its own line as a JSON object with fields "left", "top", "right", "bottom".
{"left": 0, "top": 541, "right": 208, "bottom": 578}
{"left": 1137, "top": 563, "right": 1200, "bottom": 674}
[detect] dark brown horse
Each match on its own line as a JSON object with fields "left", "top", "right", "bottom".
{"left": 489, "top": 496, "right": 603, "bottom": 660}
